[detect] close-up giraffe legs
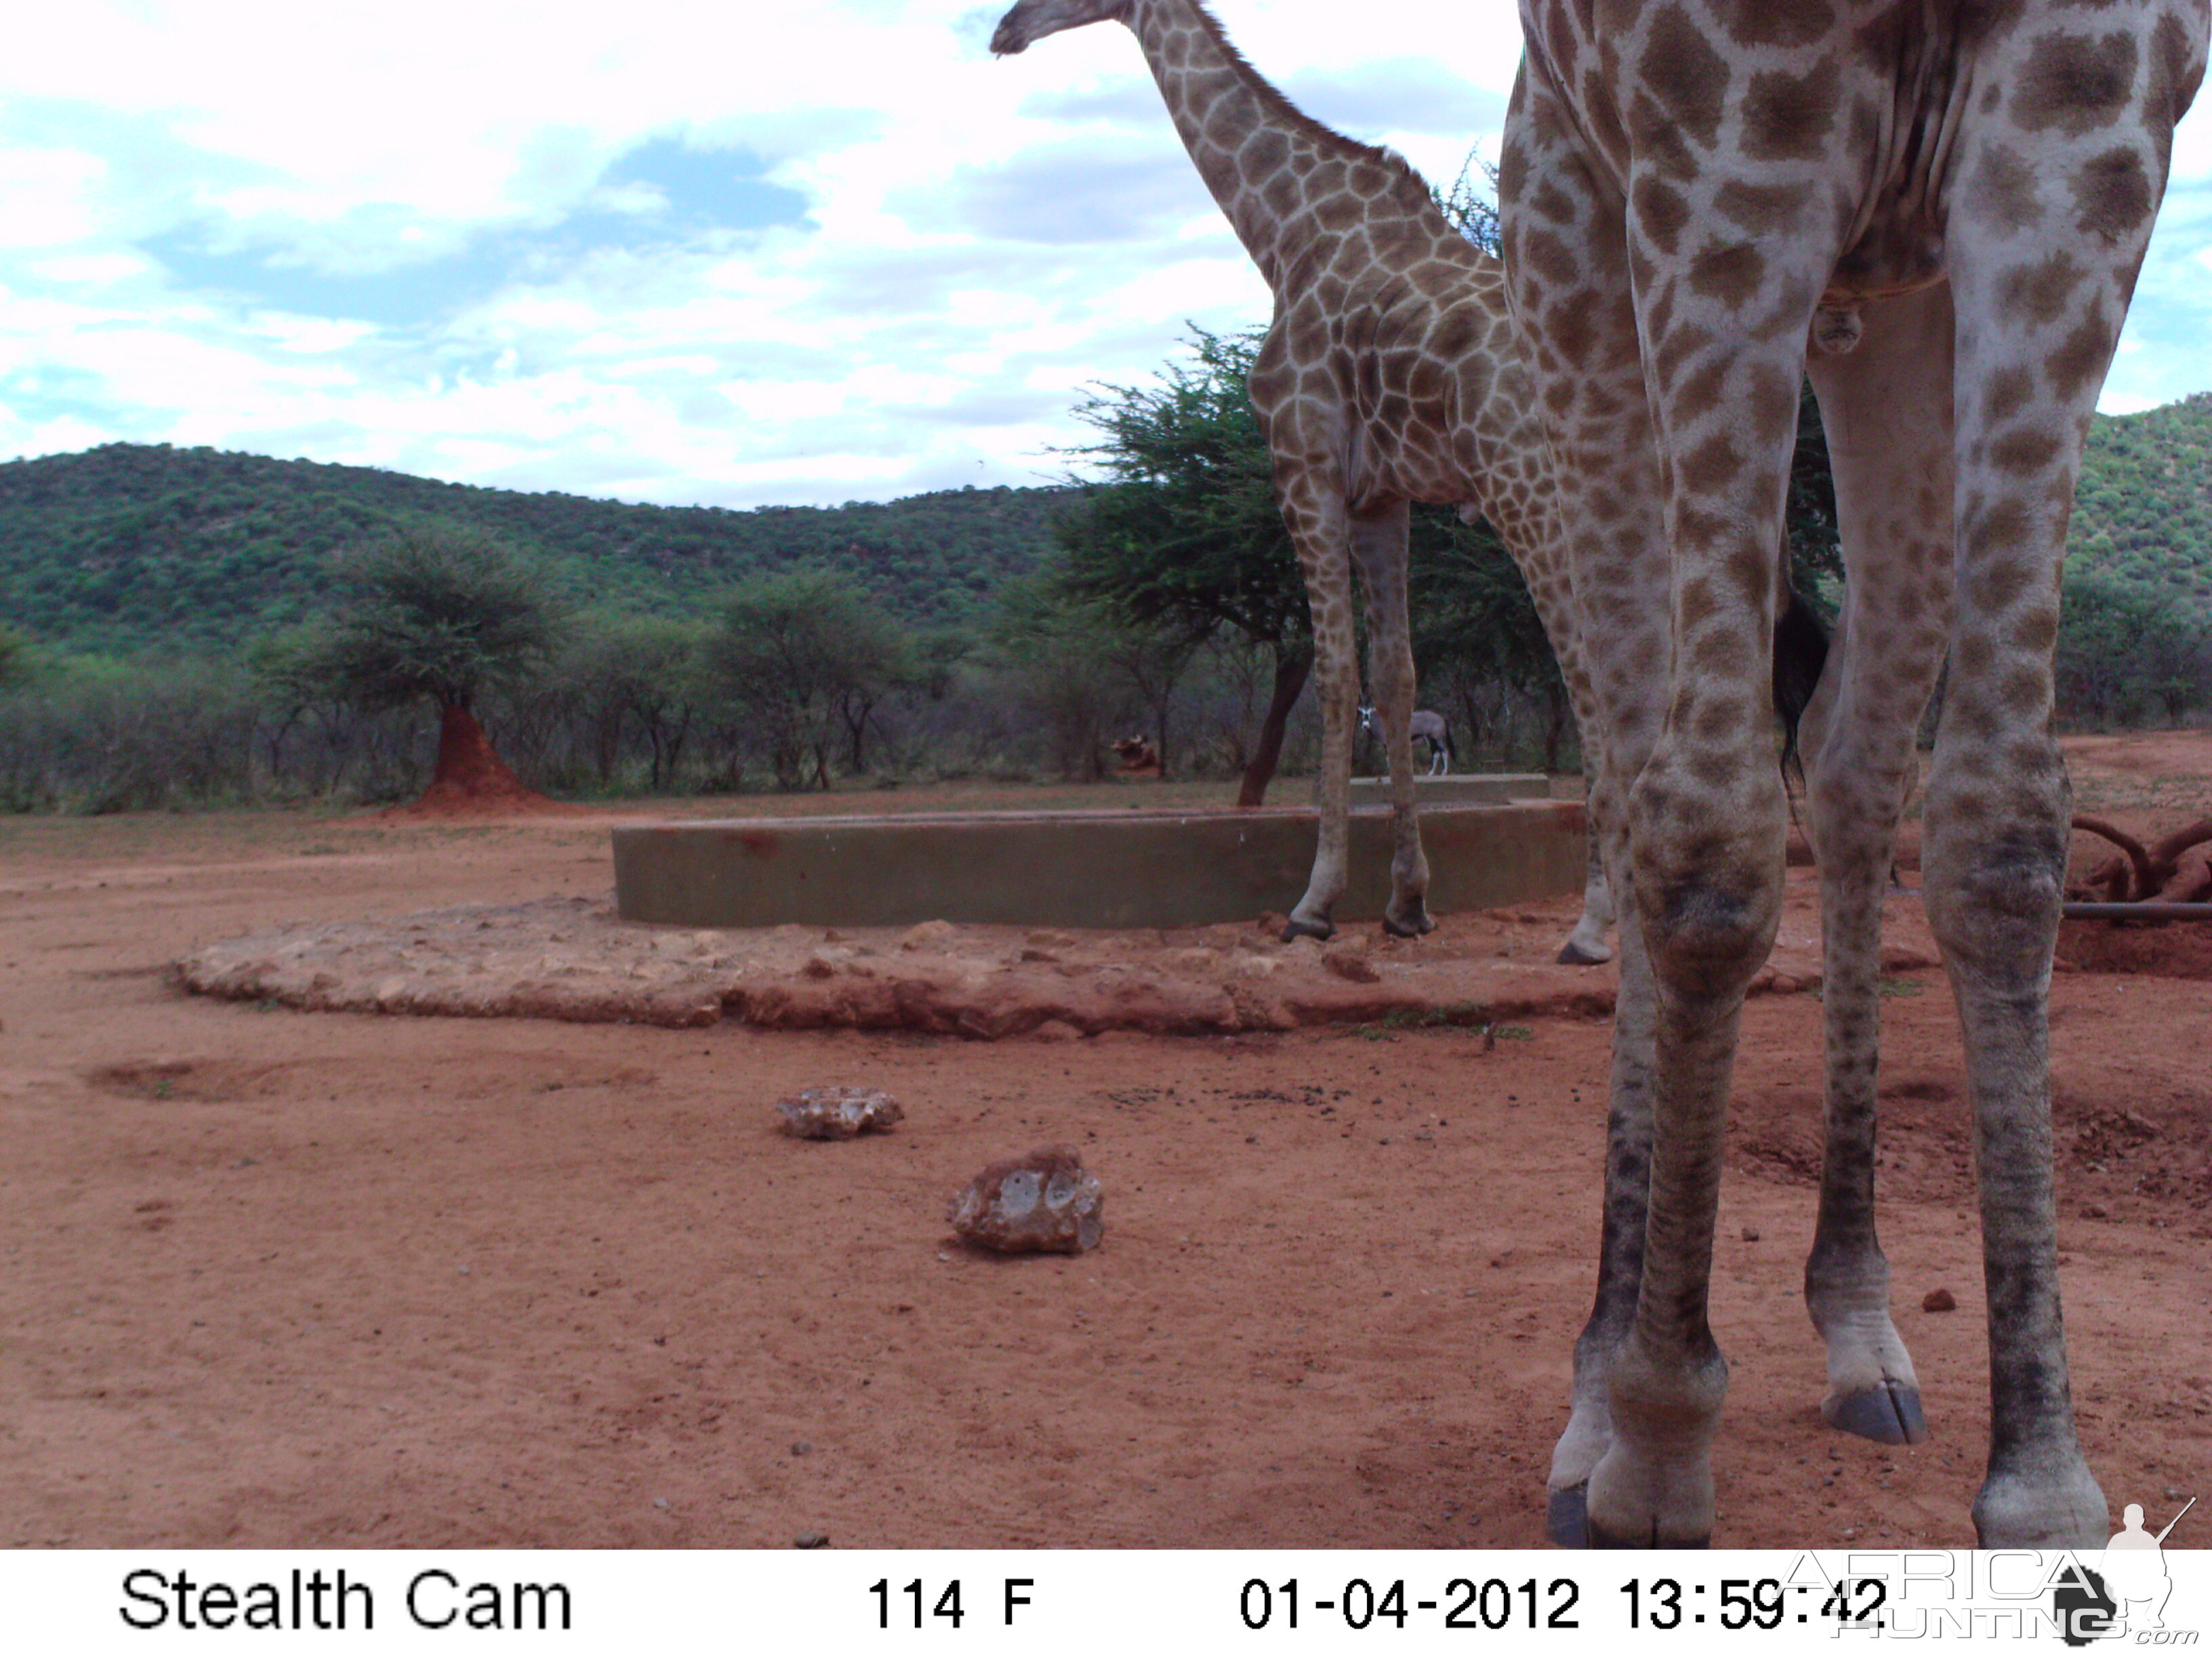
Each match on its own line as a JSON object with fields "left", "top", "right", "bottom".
{"left": 1799, "top": 285, "right": 1959, "bottom": 1449}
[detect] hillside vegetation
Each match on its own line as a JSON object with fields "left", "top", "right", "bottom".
{"left": 3, "top": 395, "right": 2207, "bottom": 659}
{"left": 0, "top": 443, "right": 1072, "bottom": 656}
{"left": 2068, "top": 391, "right": 2212, "bottom": 614}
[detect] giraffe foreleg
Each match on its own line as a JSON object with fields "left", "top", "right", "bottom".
{"left": 1918, "top": 116, "right": 2181, "bottom": 1542}
{"left": 1353, "top": 499, "right": 1434, "bottom": 937}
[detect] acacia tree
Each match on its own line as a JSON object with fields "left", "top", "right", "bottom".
{"left": 314, "top": 525, "right": 566, "bottom": 806}
{"left": 705, "top": 568, "right": 912, "bottom": 790}
{"left": 1056, "top": 326, "right": 1314, "bottom": 804}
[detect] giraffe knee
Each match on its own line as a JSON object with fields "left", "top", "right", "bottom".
{"left": 1924, "top": 827, "right": 2067, "bottom": 981}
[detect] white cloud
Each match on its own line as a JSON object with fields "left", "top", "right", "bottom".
{"left": 0, "top": 0, "right": 2206, "bottom": 506}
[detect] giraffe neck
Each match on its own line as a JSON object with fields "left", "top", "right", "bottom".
{"left": 1121, "top": 0, "right": 1387, "bottom": 292}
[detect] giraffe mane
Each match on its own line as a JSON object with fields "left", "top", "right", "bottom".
{"left": 1182, "top": 0, "right": 1447, "bottom": 225}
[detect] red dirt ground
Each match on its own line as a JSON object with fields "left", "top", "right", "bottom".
{"left": 1, "top": 734, "right": 2207, "bottom": 1551}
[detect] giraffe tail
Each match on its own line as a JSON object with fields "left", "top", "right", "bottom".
{"left": 1771, "top": 579, "right": 1830, "bottom": 783}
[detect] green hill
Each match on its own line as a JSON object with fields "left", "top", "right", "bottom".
{"left": 0, "top": 443, "right": 1073, "bottom": 655}
{"left": 2067, "top": 390, "right": 2212, "bottom": 614}
{"left": 3, "top": 389, "right": 2207, "bottom": 658}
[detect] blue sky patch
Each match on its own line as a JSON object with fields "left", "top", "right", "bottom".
{"left": 140, "top": 144, "right": 810, "bottom": 330}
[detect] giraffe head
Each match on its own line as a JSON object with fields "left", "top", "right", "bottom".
{"left": 989, "top": 0, "right": 1130, "bottom": 56}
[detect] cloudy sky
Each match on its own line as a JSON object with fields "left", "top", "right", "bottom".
{"left": 4, "top": 0, "right": 2209, "bottom": 512}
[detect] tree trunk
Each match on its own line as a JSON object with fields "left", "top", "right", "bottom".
{"left": 1237, "top": 644, "right": 1311, "bottom": 808}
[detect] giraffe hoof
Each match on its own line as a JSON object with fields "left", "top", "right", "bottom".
{"left": 1546, "top": 1484, "right": 1589, "bottom": 1548}
{"left": 1555, "top": 940, "right": 1612, "bottom": 966}
{"left": 1585, "top": 1517, "right": 1711, "bottom": 1549}
{"left": 1824, "top": 1381, "right": 1928, "bottom": 1446}
{"left": 1381, "top": 908, "right": 1435, "bottom": 939}
{"left": 1282, "top": 917, "right": 1335, "bottom": 944}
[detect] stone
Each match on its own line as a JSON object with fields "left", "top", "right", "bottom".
{"left": 1321, "top": 941, "right": 1381, "bottom": 983}
{"left": 1921, "top": 1287, "right": 1957, "bottom": 1313}
{"left": 947, "top": 1147, "right": 1103, "bottom": 1254}
{"left": 775, "top": 1085, "right": 903, "bottom": 1141}
{"left": 901, "top": 920, "right": 958, "bottom": 951}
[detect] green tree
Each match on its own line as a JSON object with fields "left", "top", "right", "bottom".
{"left": 984, "top": 577, "right": 1131, "bottom": 782}
{"left": 2055, "top": 571, "right": 2212, "bottom": 726}
{"left": 705, "top": 567, "right": 912, "bottom": 790}
{"left": 314, "top": 525, "right": 566, "bottom": 803}
{"left": 0, "top": 625, "right": 34, "bottom": 691}
{"left": 1055, "top": 326, "right": 1314, "bottom": 802}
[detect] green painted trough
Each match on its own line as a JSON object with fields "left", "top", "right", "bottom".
{"left": 612, "top": 796, "right": 1586, "bottom": 931}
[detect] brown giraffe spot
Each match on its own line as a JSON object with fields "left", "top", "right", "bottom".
{"left": 1528, "top": 177, "right": 1579, "bottom": 226}
{"left": 2070, "top": 145, "right": 2153, "bottom": 242}
{"left": 2149, "top": 12, "right": 2209, "bottom": 126}
{"left": 1746, "top": 360, "right": 1798, "bottom": 436}
{"left": 1997, "top": 248, "right": 2087, "bottom": 325}
{"left": 1673, "top": 354, "right": 1730, "bottom": 424}
{"left": 1639, "top": 5, "right": 1732, "bottom": 148}
{"left": 2048, "top": 308, "right": 2116, "bottom": 401}
{"left": 1967, "top": 143, "right": 2043, "bottom": 232}
{"left": 1519, "top": 226, "right": 1582, "bottom": 289}
{"left": 1677, "top": 431, "right": 1744, "bottom": 495}
{"left": 1237, "top": 128, "right": 1289, "bottom": 188}
{"left": 1999, "top": 665, "right": 2049, "bottom": 717}
{"left": 1966, "top": 500, "right": 2035, "bottom": 567}
{"left": 1628, "top": 90, "right": 1702, "bottom": 181}
{"left": 2011, "top": 600, "right": 2062, "bottom": 656}
{"left": 1982, "top": 364, "right": 2038, "bottom": 424}
{"left": 1633, "top": 175, "right": 1692, "bottom": 253}
{"left": 1725, "top": 539, "right": 1776, "bottom": 602}
{"left": 1690, "top": 695, "right": 1752, "bottom": 744}
{"left": 2012, "top": 30, "right": 2139, "bottom": 137}
{"left": 1687, "top": 239, "right": 1766, "bottom": 308}
{"left": 1988, "top": 425, "right": 2062, "bottom": 477}
{"left": 1715, "top": 0, "right": 1837, "bottom": 48}
{"left": 1971, "top": 555, "right": 2041, "bottom": 623}
{"left": 1714, "top": 178, "right": 1814, "bottom": 234}
{"left": 1678, "top": 501, "right": 1735, "bottom": 556}
{"left": 1741, "top": 66, "right": 1842, "bottom": 159}
{"left": 1313, "top": 190, "right": 1361, "bottom": 233}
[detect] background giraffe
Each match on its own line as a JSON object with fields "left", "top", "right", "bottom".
{"left": 991, "top": 0, "right": 1616, "bottom": 952}
{"left": 1500, "top": 0, "right": 2206, "bottom": 1547}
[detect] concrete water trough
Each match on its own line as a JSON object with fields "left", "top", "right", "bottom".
{"left": 1345, "top": 773, "right": 1549, "bottom": 807}
{"left": 613, "top": 795, "right": 1586, "bottom": 931}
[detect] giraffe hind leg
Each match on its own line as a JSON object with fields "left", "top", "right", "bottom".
{"left": 1799, "top": 283, "right": 1959, "bottom": 1448}
{"left": 1276, "top": 451, "right": 1358, "bottom": 942}
{"left": 1557, "top": 817, "right": 1616, "bottom": 966}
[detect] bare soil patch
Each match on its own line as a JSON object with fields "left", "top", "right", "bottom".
{"left": 1, "top": 743, "right": 2206, "bottom": 1551}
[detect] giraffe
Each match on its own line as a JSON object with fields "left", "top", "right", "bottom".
{"left": 990, "top": 0, "right": 1617, "bottom": 954}
{"left": 1498, "top": 0, "right": 2206, "bottom": 1547}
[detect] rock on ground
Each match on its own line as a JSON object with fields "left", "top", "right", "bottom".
{"left": 776, "top": 1086, "right": 903, "bottom": 1141}
{"left": 947, "top": 1147, "right": 1104, "bottom": 1255}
